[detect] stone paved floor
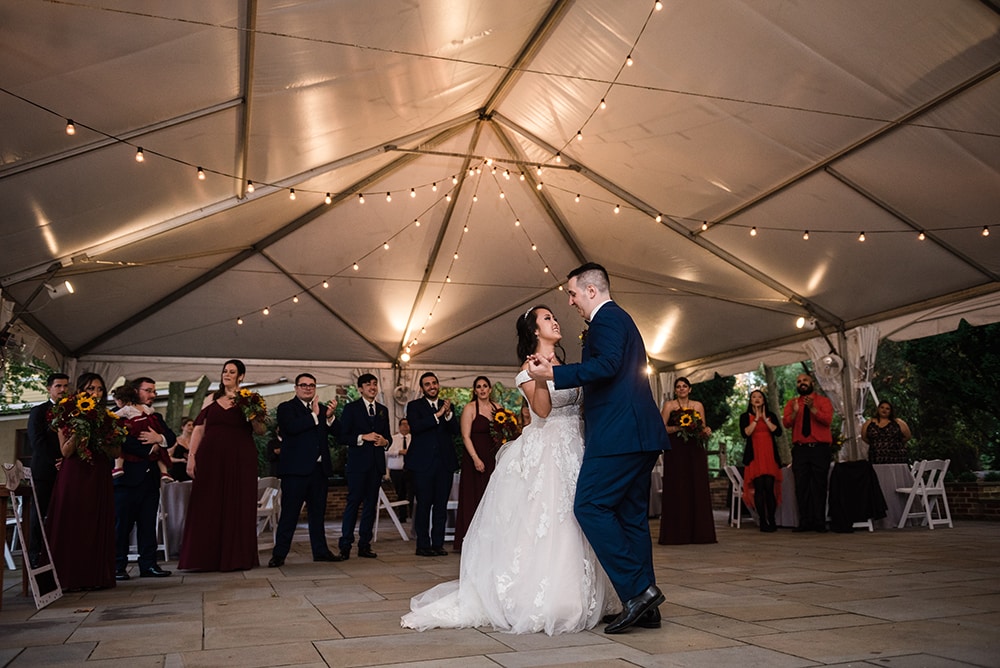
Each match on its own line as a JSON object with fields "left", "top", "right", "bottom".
{"left": 2, "top": 513, "right": 998, "bottom": 667}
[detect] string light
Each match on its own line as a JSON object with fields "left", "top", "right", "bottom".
{"left": 246, "top": 180, "right": 255, "bottom": 193}
{"left": 499, "top": 191, "right": 505, "bottom": 199}
{"left": 445, "top": 193, "right": 452, "bottom": 202}
{"left": 134, "top": 147, "right": 144, "bottom": 163}
{"left": 410, "top": 188, "right": 416, "bottom": 198}
{"left": 197, "top": 167, "right": 205, "bottom": 180}
{"left": 325, "top": 193, "right": 332, "bottom": 204}
{"left": 65, "top": 119, "right": 76, "bottom": 135}
{"left": 655, "top": 0, "right": 663, "bottom": 9}
{"left": 576, "top": 130, "right": 583, "bottom": 141}
{"left": 519, "top": 172, "right": 526, "bottom": 181}
{"left": 358, "top": 193, "right": 365, "bottom": 204}
{"left": 322, "top": 280, "right": 329, "bottom": 288}
{"left": 600, "top": 99, "right": 607, "bottom": 110}
{"left": 504, "top": 170, "right": 510, "bottom": 180}
{"left": 289, "top": 188, "right": 296, "bottom": 200}
{"left": 475, "top": 165, "right": 481, "bottom": 174}
{"left": 453, "top": 252, "right": 459, "bottom": 259}
{"left": 414, "top": 218, "right": 420, "bottom": 227}
{"left": 803, "top": 230, "right": 810, "bottom": 240}
{"left": 983, "top": 226, "right": 990, "bottom": 237}
{"left": 383, "top": 242, "right": 389, "bottom": 250}
{"left": 917, "top": 231, "right": 925, "bottom": 241}
{"left": 352, "top": 262, "right": 359, "bottom": 271}
{"left": 655, "top": 214, "right": 662, "bottom": 223}
{"left": 515, "top": 218, "right": 521, "bottom": 226}
{"left": 292, "top": 295, "right": 299, "bottom": 303}
{"left": 555, "top": 152, "right": 562, "bottom": 163}
{"left": 702, "top": 222, "right": 708, "bottom": 231}
{"left": 858, "top": 232, "right": 866, "bottom": 242}
{"left": 614, "top": 204, "right": 620, "bottom": 214}
{"left": 472, "top": 194, "right": 478, "bottom": 202}
{"left": 262, "top": 307, "right": 270, "bottom": 315}
{"left": 236, "top": 317, "right": 243, "bottom": 325}
{"left": 536, "top": 182, "right": 543, "bottom": 190}
{"left": 750, "top": 226, "right": 757, "bottom": 236}
{"left": 452, "top": 175, "right": 458, "bottom": 185}
{"left": 626, "top": 54, "right": 634, "bottom": 67}
{"left": 543, "top": 266, "right": 550, "bottom": 273}
{"left": 431, "top": 182, "right": 437, "bottom": 191}
{"left": 468, "top": 167, "right": 475, "bottom": 177}
{"left": 536, "top": 165, "right": 543, "bottom": 176}
{"left": 575, "top": 194, "right": 580, "bottom": 203}
{"left": 531, "top": 244, "right": 537, "bottom": 251}
{"left": 385, "top": 192, "right": 391, "bottom": 202}
{"left": 463, "top": 225, "right": 468, "bottom": 233}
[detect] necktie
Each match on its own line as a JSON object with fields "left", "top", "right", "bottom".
{"left": 368, "top": 403, "right": 375, "bottom": 417}
{"left": 432, "top": 401, "right": 438, "bottom": 411}
{"left": 402, "top": 436, "right": 407, "bottom": 448}
{"left": 801, "top": 400, "right": 811, "bottom": 437}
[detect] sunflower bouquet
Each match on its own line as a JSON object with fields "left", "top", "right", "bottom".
{"left": 233, "top": 388, "right": 268, "bottom": 423}
{"left": 667, "top": 407, "right": 707, "bottom": 443}
{"left": 50, "top": 391, "right": 127, "bottom": 463}
{"left": 489, "top": 407, "right": 521, "bottom": 449}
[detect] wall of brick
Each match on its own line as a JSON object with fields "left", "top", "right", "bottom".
{"left": 944, "top": 482, "right": 1000, "bottom": 521}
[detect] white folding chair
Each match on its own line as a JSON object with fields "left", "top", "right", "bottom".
{"left": 256, "top": 477, "right": 281, "bottom": 550}
{"left": 723, "top": 465, "right": 757, "bottom": 528}
{"left": 896, "top": 459, "right": 953, "bottom": 529}
{"left": 373, "top": 486, "right": 409, "bottom": 542}
{"left": 4, "top": 494, "right": 22, "bottom": 570}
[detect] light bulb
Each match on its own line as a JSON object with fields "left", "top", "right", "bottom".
{"left": 353, "top": 262, "right": 359, "bottom": 271}
{"left": 472, "top": 194, "right": 478, "bottom": 202}
{"left": 858, "top": 232, "right": 866, "bottom": 242}
{"left": 262, "top": 307, "right": 270, "bottom": 315}
{"left": 555, "top": 152, "right": 561, "bottom": 163}
{"left": 468, "top": 167, "right": 475, "bottom": 177}
{"left": 237, "top": 317, "right": 244, "bottom": 325}
{"left": 432, "top": 182, "right": 437, "bottom": 191}
{"left": 795, "top": 316, "right": 806, "bottom": 329}
{"left": 531, "top": 244, "right": 537, "bottom": 251}
{"left": 452, "top": 175, "right": 458, "bottom": 184}
{"left": 750, "top": 227, "right": 757, "bottom": 236}
{"left": 536, "top": 165, "right": 543, "bottom": 176}
{"left": 293, "top": 295, "right": 299, "bottom": 303}
{"left": 446, "top": 276, "right": 451, "bottom": 283}
{"left": 445, "top": 193, "right": 452, "bottom": 202}
{"left": 325, "top": 193, "right": 332, "bottom": 204}
{"left": 803, "top": 230, "right": 810, "bottom": 240}
{"left": 475, "top": 165, "right": 481, "bottom": 174}
{"left": 135, "top": 147, "right": 144, "bottom": 163}
{"left": 575, "top": 194, "right": 580, "bottom": 203}
{"left": 414, "top": 218, "right": 420, "bottom": 227}
{"left": 576, "top": 130, "right": 583, "bottom": 141}
{"left": 65, "top": 119, "right": 76, "bottom": 135}
{"left": 655, "top": 214, "right": 662, "bottom": 223}
{"left": 499, "top": 191, "right": 505, "bottom": 199}
{"left": 614, "top": 204, "right": 620, "bottom": 214}
{"left": 383, "top": 242, "right": 390, "bottom": 250}
{"left": 463, "top": 225, "right": 468, "bottom": 233}
{"left": 289, "top": 189, "right": 296, "bottom": 200}
{"left": 358, "top": 193, "right": 365, "bottom": 204}
{"left": 917, "top": 231, "right": 925, "bottom": 240}
{"left": 453, "top": 252, "right": 459, "bottom": 259}
{"left": 701, "top": 221, "right": 708, "bottom": 231}
{"left": 385, "top": 192, "right": 391, "bottom": 202}
{"left": 983, "top": 226, "right": 990, "bottom": 237}
{"left": 536, "top": 182, "right": 543, "bottom": 190}
{"left": 519, "top": 172, "right": 526, "bottom": 181}
{"left": 504, "top": 170, "right": 510, "bottom": 180}
{"left": 197, "top": 167, "right": 206, "bottom": 180}
{"left": 655, "top": 1, "right": 663, "bottom": 10}
{"left": 543, "top": 266, "right": 550, "bottom": 273}
{"left": 600, "top": 99, "right": 607, "bottom": 110}
{"left": 400, "top": 352, "right": 411, "bottom": 363}
{"left": 246, "top": 180, "right": 255, "bottom": 193}
{"left": 515, "top": 219, "right": 521, "bottom": 226}
{"left": 322, "top": 280, "right": 329, "bottom": 288}
{"left": 626, "top": 54, "right": 634, "bottom": 66}
{"left": 410, "top": 188, "right": 416, "bottom": 198}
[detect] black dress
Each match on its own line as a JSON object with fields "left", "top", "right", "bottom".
{"left": 453, "top": 403, "right": 497, "bottom": 552}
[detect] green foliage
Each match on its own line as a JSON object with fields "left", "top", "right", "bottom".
{"left": 690, "top": 373, "right": 736, "bottom": 476}
{"left": 0, "top": 355, "right": 55, "bottom": 413}
{"left": 983, "top": 471, "right": 1000, "bottom": 482}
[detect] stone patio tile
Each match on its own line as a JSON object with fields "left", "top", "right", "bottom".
{"left": 482, "top": 640, "right": 653, "bottom": 667}
{"left": 204, "top": 596, "right": 342, "bottom": 650}
{"left": 861, "top": 654, "right": 989, "bottom": 667}
{"left": 480, "top": 628, "right": 611, "bottom": 652}
{"left": 7, "top": 642, "right": 162, "bottom": 667}
{"left": 670, "top": 611, "right": 782, "bottom": 638}
{"left": 71, "top": 620, "right": 204, "bottom": 659}
{"left": 760, "top": 612, "right": 886, "bottom": 632}
{"left": 644, "top": 644, "right": 819, "bottom": 667}
{"left": 177, "top": 640, "right": 327, "bottom": 667}
{"left": 589, "top": 620, "right": 740, "bottom": 656}
{"left": 315, "top": 628, "right": 511, "bottom": 667}
{"left": 325, "top": 609, "right": 423, "bottom": 638}
{"left": 0, "top": 619, "right": 82, "bottom": 648}
{"left": 823, "top": 595, "right": 985, "bottom": 622}
{"left": 79, "top": 599, "right": 203, "bottom": 626}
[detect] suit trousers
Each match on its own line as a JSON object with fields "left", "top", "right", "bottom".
{"left": 114, "top": 473, "right": 161, "bottom": 570}
{"left": 411, "top": 464, "right": 453, "bottom": 549}
{"left": 791, "top": 443, "right": 831, "bottom": 530}
{"left": 574, "top": 450, "right": 660, "bottom": 603}
{"left": 274, "top": 464, "right": 330, "bottom": 559}
{"left": 339, "top": 467, "right": 382, "bottom": 552}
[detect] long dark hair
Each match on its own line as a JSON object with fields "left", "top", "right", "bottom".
{"left": 212, "top": 359, "right": 246, "bottom": 400}
{"left": 876, "top": 400, "right": 897, "bottom": 421}
{"left": 516, "top": 305, "right": 565, "bottom": 363}
{"left": 76, "top": 372, "right": 107, "bottom": 398}
{"left": 745, "top": 389, "right": 771, "bottom": 415}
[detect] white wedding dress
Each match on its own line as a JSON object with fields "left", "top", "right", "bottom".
{"left": 401, "top": 371, "right": 616, "bottom": 635}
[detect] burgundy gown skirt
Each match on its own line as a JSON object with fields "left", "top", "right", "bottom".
{"left": 658, "top": 437, "right": 718, "bottom": 545}
{"left": 178, "top": 401, "right": 259, "bottom": 571}
{"left": 453, "top": 412, "right": 496, "bottom": 552}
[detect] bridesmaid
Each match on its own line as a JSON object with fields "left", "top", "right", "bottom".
{"left": 179, "top": 360, "right": 263, "bottom": 571}
{"left": 658, "top": 377, "right": 717, "bottom": 545}
{"left": 453, "top": 376, "right": 500, "bottom": 552}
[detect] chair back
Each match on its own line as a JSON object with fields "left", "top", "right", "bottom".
{"left": 918, "top": 459, "right": 950, "bottom": 491}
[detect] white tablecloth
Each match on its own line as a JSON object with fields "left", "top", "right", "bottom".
{"left": 775, "top": 462, "right": 912, "bottom": 529}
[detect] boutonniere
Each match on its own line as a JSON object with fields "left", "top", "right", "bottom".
{"left": 579, "top": 327, "right": 589, "bottom": 346}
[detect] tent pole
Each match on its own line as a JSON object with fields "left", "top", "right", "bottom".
{"left": 837, "top": 329, "right": 859, "bottom": 461}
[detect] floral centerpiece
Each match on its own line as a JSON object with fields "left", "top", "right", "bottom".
{"left": 667, "top": 408, "right": 707, "bottom": 443}
{"left": 489, "top": 407, "right": 521, "bottom": 448}
{"left": 50, "top": 391, "right": 127, "bottom": 463}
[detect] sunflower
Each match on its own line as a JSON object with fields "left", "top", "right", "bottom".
{"left": 238, "top": 388, "right": 252, "bottom": 398}
{"left": 76, "top": 395, "right": 96, "bottom": 412}
{"left": 495, "top": 411, "right": 508, "bottom": 424}
{"left": 678, "top": 413, "right": 693, "bottom": 428}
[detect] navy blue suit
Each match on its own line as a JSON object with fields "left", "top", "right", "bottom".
{"left": 552, "top": 300, "right": 669, "bottom": 602}
{"left": 27, "top": 399, "right": 59, "bottom": 564}
{"left": 272, "top": 398, "right": 336, "bottom": 560}
{"left": 404, "top": 397, "right": 460, "bottom": 550}
{"left": 113, "top": 410, "right": 175, "bottom": 571}
{"left": 337, "top": 399, "right": 391, "bottom": 553}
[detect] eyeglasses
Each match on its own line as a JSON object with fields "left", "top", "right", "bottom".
{"left": 297, "top": 383, "right": 317, "bottom": 388}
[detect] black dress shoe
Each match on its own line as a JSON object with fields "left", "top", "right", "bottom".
{"left": 432, "top": 547, "right": 448, "bottom": 556}
{"left": 602, "top": 606, "right": 661, "bottom": 629}
{"left": 605, "top": 585, "right": 665, "bottom": 634}
{"left": 267, "top": 556, "right": 285, "bottom": 568}
{"left": 139, "top": 565, "right": 171, "bottom": 578}
{"left": 115, "top": 569, "right": 130, "bottom": 581}
{"left": 415, "top": 548, "right": 436, "bottom": 557}
{"left": 314, "top": 552, "right": 344, "bottom": 562}
{"left": 357, "top": 547, "right": 377, "bottom": 558}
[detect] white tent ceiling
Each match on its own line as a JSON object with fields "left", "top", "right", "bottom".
{"left": 2, "top": 0, "right": 999, "bottom": 388}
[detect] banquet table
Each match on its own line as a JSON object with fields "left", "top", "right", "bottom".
{"left": 775, "top": 462, "right": 913, "bottom": 529}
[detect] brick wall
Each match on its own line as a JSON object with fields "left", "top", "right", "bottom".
{"left": 945, "top": 482, "right": 1000, "bottom": 521}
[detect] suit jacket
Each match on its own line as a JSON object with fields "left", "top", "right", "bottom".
{"left": 404, "top": 397, "right": 460, "bottom": 474}
{"left": 275, "top": 398, "right": 336, "bottom": 477}
{"left": 115, "top": 409, "right": 176, "bottom": 487}
{"left": 27, "top": 399, "right": 60, "bottom": 482}
{"left": 338, "top": 399, "right": 392, "bottom": 476}
{"left": 552, "top": 301, "right": 668, "bottom": 458}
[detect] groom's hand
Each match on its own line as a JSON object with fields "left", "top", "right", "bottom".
{"left": 527, "top": 354, "right": 555, "bottom": 381}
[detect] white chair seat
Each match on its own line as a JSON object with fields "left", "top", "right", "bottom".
{"left": 896, "top": 459, "right": 953, "bottom": 529}
{"left": 256, "top": 477, "right": 281, "bottom": 551}
{"left": 723, "top": 465, "right": 757, "bottom": 528}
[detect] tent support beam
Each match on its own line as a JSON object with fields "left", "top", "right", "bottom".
{"left": 234, "top": 0, "right": 259, "bottom": 200}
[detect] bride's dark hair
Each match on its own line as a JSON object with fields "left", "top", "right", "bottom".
{"left": 516, "top": 305, "right": 566, "bottom": 363}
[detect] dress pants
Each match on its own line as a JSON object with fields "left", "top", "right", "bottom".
{"left": 411, "top": 464, "right": 452, "bottom": 549}
{"left": 114, "top": 473, "right": 161, "bottom": 570}
{"left": 273, "top": 465, "right": 330, "bottom": 559}
{"left": 339, "top": 467, "right": 381, "bottom": 553}
{"left": 791, "top": 443, "right": 831, "bottom": 530}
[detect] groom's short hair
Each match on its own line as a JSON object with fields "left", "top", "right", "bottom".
{"left": 567, "top": 262, "right": 609, "bottom": 293}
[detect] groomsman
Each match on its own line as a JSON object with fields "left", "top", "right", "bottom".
{"left": 404, "top": 372, "right": 460, "bottom": 557}
{"left": 26, "top": 372, "right": 70, "bottom": 567}
{"left": 268, "top": 373, "right": 341, "bottom": 567}
{"left": 337, "top": 373, "right": 391, "bottom": 559}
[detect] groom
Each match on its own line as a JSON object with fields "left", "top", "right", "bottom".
{"left": 528, "top": 262, "right": 669, "bottom": 634}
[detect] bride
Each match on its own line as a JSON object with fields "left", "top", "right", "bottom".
{"left": 401, "top": 305, "right": 616, "bottom": 635}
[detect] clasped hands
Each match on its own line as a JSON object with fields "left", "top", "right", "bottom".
{"left": 526, "top": 352, "right": 556, "bottom": 381}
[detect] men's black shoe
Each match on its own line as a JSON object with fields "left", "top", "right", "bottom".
{"left": 432, "top": 547, "right": 448, "bottom": 556}
{"left": 415, "top": 548, "right": 436, "bottom": 557}
{"left": 314, "top": 552, "right": 343, "bottom": 562}
{"left": 602, "top": 606, "right": 661, "bottom": 629}
{"left": 605, "top": 585, "right": 665, "bottom": 634}
{"left": 115, "top": 569, "right": 130, "bottom": 581}
{"left": 139, "top": 565, "right": 171, "bottom": 578}
{"left": 338, "top": 550, "right": 350, "bottom": 561}
{"left": 267, "top": 556, "right": 285, "bottom": 568}
{"left": 357, "top": 547, "right": 377, "bottom": 559}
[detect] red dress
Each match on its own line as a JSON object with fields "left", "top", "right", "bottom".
{"left": 178, "top": 401, "right": 259, "bottom": 571}
{"left": 46, "top": 450, "right": 116, "bottom": 590}
{"left": 743, "top": 418, "right": 783, "bottom": 509}
{"left": 453, "top": 403, "right": 497, "bottom": 552}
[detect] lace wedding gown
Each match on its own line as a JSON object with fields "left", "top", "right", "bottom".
{"left": 401, "top": 370, "right": 616, "bottom": 635}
